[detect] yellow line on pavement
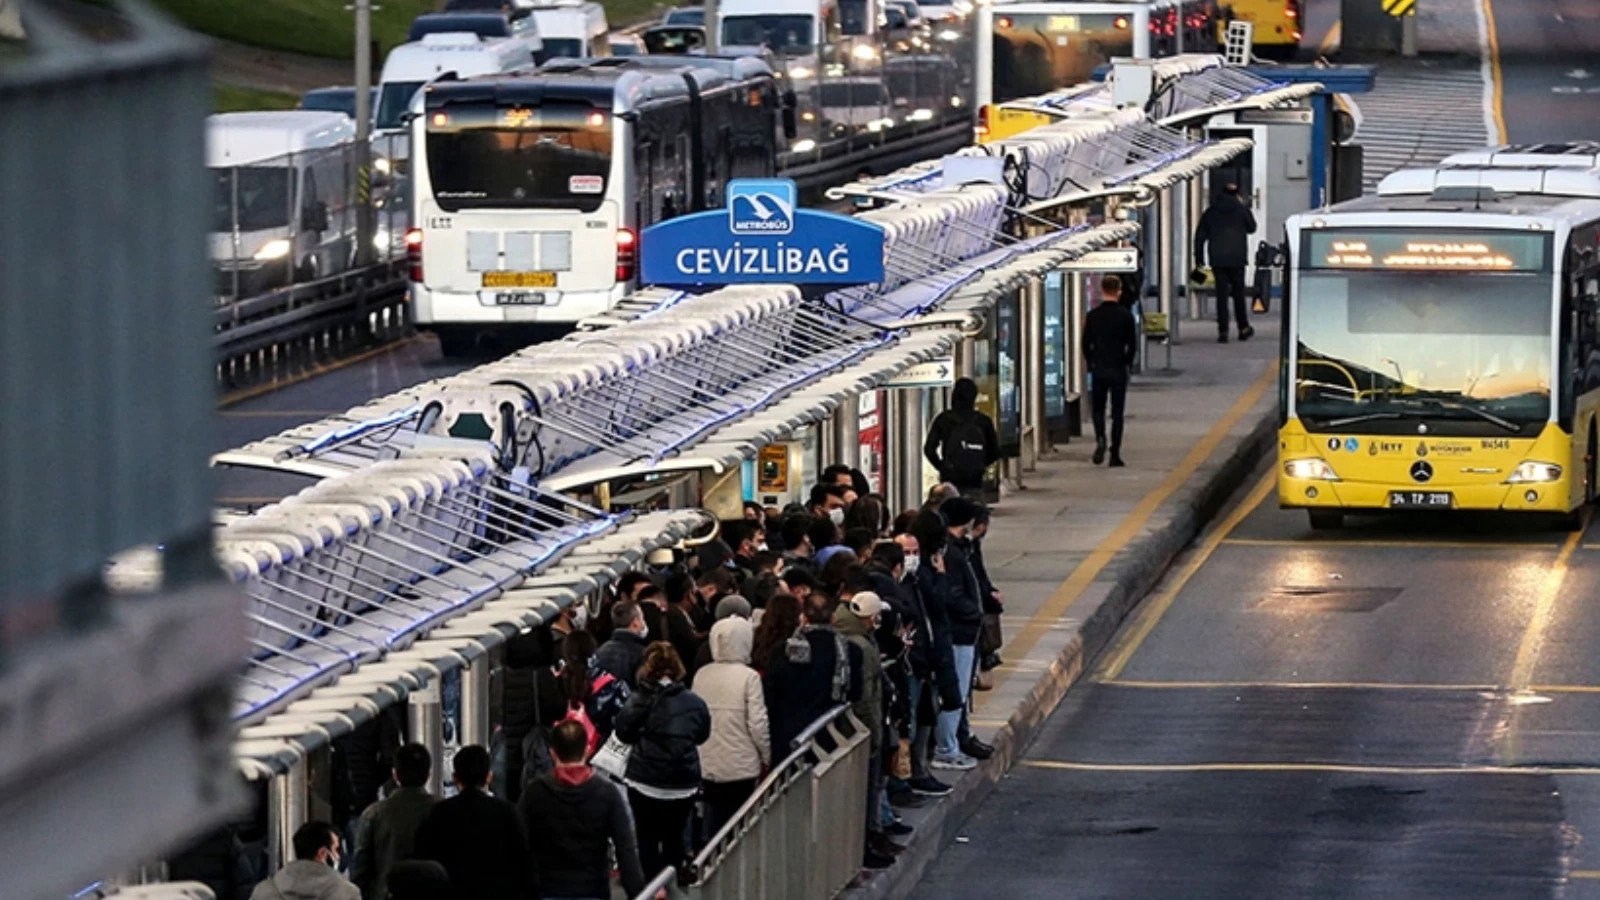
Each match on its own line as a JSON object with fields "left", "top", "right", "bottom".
{"left": 975, "top": 361, "right": 1279, "bottom": 707}
{"left": 218, "top": 334, "right": 426, "bottom": 408}
{"left": 1571, "top": 871, "right": 1600, "bottom": 881}
{"left": 1531, "top": 685, "right": 1600, "bottom": 694}
{"left": 1509, "top": 518, "right": 1586, "bottom": 691}
{"left": 1222, "top": 537, "right": 1552, "bottom": 550}
{"left": 1102, "top": 679, "right": 1494, "bottom": 692}
{"left": 1317, "top": 20, "right": 1342, "bottom": 56}
{"left": 1099, "top": 470, "right": 1276, "bottom": 681}
{"left": 1021, "top": 760, "right": 1600, "bottom": 776}
{"left": 1482, "top": 0, "right": 1508, "bottom": 143}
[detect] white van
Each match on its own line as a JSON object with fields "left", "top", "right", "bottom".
{"left": 208, "top": 111, "right": 358, "bottom": 296}
{"left": 529, "top": 0, "right": 609, "bottom": 58}
{"left": 375, "top": 33, "right": 538, "bottom": 137}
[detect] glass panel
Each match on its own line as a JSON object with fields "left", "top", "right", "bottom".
{"left": 990, "top": 12, "right": 1133, "bottom": 104}
{"left": 721, "top": 14, "right": 815, "bottom": 53}
{"left": 426, "top": 102, "right": 612, "bottom": 212}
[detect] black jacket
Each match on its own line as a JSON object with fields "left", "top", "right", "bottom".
{"left": 615, "top": 680, "right": 712, "bottom": 791}
{"left": 1194, "top": 195, "right": 1258, "bottom": 268}
{"left": 412, "top": 789, "right": 531, "bottom": 900}
{"left": 1083, "top": 301, "right": 1138, "bottom": 376}
{"left": 594, "top": 631, "right": 648, "bottom": 689}
{"left": 912, "top": 563, "right": 963, "bottom": 710}
{"left": 518, "top": 771, "right": 647, "bottom": 899}
{"left": 924, "top": 409, "right": 1000, "bottom": 489}
{"left": 350, "top": 786, "right": 435, "bottom": 900}
{"left": 970, "top": 537, "right": 1002, "bottom": 615}
{"left": 943, "top": 540, "right": 986, "bottom": 647}
{"left": 761, "top": 626, "right": 864, "bottom": 760}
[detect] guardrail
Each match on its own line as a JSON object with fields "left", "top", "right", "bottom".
{"left": 215, "top": 258, "right": 409, "bottom": 391}
{"left": 633, "top": 706, "right": 872, "bottom": 900}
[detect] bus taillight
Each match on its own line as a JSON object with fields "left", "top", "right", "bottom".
{"left": 616, "top": 228, "right": 637, "bottom": 282}
{"left": 976, "top": 105, "right": 990, "bottom": 139}
{"left": 405, "top": 228, "right": 423, "bottom": 282}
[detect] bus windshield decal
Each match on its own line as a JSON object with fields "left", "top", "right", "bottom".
{"left": 1306, "top": 230, "right": 1549, "bottom": 273}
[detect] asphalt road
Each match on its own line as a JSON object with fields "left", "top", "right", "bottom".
{"left": 911, "top": 7, "right": 1600, "bottom": 898}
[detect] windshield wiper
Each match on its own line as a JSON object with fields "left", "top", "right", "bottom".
{"left": 1419, "top": 399, "right": 1520, "bottom": 433}
{"left": 1326, "top": 401, "right": 1521, "bottom": 433}
{"left": 1326, "top": 412, "right": 1405, "bottom": 428}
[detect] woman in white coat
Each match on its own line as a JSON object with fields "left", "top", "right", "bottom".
{"left": 693, "top": 615, "right": 772, "bottom": 840}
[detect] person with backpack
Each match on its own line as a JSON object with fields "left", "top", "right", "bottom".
{"left": 614, "top": 642, "right": 712, "bottom": 880}
{"left": 521, "top": 632, "right": 631, "bottom": 795}
{"left": 923, "top": 378, "right": 999, "bottom": 497}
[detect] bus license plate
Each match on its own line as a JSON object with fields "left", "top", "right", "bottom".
{"left": 482, "top": 271, "right": 555, "bottom": 288}
{"left": 1388, "top": 491, "right": 1453, "bottom": 509}
{"left": 494, "top": 291, "right": 547, "bottom": 306}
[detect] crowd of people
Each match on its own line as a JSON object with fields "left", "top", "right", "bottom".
{"left": 251, "top": 460, "right": 1008, "bottom": 900}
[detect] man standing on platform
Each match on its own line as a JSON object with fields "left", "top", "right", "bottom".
{"left": 1194, "top": 182, "right": 1258, "bottom": 343}
{"left": 1082, "top": 275, "right": 1138, "bottom": 468}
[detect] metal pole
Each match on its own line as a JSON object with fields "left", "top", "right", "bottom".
{"left": 461, "top": 658, "right": 491, "bottom": 749}
{"left": 1066, "top": 270, "right": 1086, "bottom": 437}
{"left": 1022, "top": 277, "right": 1046, "bottom": 468}
{"left": 956, "top": 337, "right": 976, "bottom": 380}
{"left": 1175, "top": 0, "right": 1185, "bottom": 54}
{"left": 895, "top": 389, "right": 925, "bottom": 509}
{"left": 833, "top": 393, "right": 861, "bottom": 472}
{"left": 409, "top": 680, "right": 445, "bottom": 797}
{"left": 819, "top": 419, "right": 839, "bottom": 471}
{"left": 1187, "top": 171, "right": 1205, "bottom": 321}
{"left": 353, "top": 0, "right": 374, "bottom": 266}
{"left": 704, "top": 0, "right": 720, "bottom": 54}
{"left": 268, "top": 758, "right": 308, "bottom": 871}
{"left": 1158, "top": 187, "right": 1175, "bottom": 337}
{"left": 1401, "top": 8, "right": 1417, "bottom": 58}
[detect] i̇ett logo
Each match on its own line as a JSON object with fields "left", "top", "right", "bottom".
{"left": 728, "top": 179, "right": 796, "bottom": 235}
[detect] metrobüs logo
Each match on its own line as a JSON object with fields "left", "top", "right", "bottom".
{"left": 728, "top": 179, "right": 796, "bottom": 235}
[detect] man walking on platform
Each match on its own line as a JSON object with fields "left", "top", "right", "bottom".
{"left": 1193, "top": 182, "right": 1258, "bottom": 343}
{"left": 1082, "top": 275, "right": 1137, "bottom": 468}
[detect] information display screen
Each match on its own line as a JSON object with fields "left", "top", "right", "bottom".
{"left": 1305, "top": 230, "right": 1550, "bottom": 273}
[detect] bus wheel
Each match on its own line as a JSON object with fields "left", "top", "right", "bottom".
{"left": 1308, "top": 510, "right": 1344, "bottom": 531}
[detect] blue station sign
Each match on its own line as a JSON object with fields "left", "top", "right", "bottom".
{"left": 639, "top": 178, "right": 886, "bottom": 287}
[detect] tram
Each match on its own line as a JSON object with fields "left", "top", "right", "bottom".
{"left": 1217, "top": 0, "right": 1301, "bottom": 59}
{"left": 1279, "top": 144, "right": 1600, "bottom": 529}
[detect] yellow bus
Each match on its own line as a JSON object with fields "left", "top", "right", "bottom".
{"left": 1279, "top": 145, "right": 1600, "bottom": 530}
{"left": 1218, "top": 0, "right": 1301, "bottom": 59}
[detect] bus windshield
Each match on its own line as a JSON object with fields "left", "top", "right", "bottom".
{"left": 425, "top": 102, "right": 612, "bottom": 212}
{"left": 212, "top": 167, "right": 291, "bottom": 232}
{"left": 1294, "top": 270, "right": 1554, "bottom": 436}
{"left": 721, "top": 14, "right": 814, "bottom": 52}
{"left": 542, "top": 37, "right": 583, "bottom": 58}
{"left": 376, "top": 80, "right": 425, "bottom": 130}
{"left": 991, "top": 12, "right": 1133, "bottom": 103}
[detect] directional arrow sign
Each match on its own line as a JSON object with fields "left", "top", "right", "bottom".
{"left": 1059, "top": 248, "right": 1140, "bottom": 272}
{"left": 887, "top": 358, "right": 956, "bottom": 389}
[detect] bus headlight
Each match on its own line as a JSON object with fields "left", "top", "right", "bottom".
{"left": 852, "top": 44, "right": 878, "bottom": 61}
{"left": 253, "top": 239, "right": 292, "bottom": 261}
{"left": 374, "top": 156, "right": 392, "bottom": 175}
{"left": 1283, "top": 458, "right": 1340, "bottom": 481}
{"left": 1506, "top": 461, "right": 1562, "bottom": 484}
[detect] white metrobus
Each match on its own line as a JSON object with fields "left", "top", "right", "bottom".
{"left": 1280, "top": 145, "right": 1600, "bottom": 529}
{"left": 406, "top": 57, "right": 783, "bottom": 353}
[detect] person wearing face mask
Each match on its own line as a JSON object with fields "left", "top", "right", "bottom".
{"left": 807, "top": 483, "right": 850, "bottom": 526}
{"left": 908, "top": 510, "right": 971, "bottom": 772}
{"left": 251, "top": 821, "right": 360, "bottom": 900}
{"left": 867, "top": 540, "right": 945, "bottom": 802}
{"left": 937, "top": 498, "right": 992, "bottom": 765}
{"left": 594, "top": 601, "right": 651, "bottom": 690}
{"left": 835, "top": 590, "right": 902, "bottom": 867}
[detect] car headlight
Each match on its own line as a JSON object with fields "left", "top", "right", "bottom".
{"left": 1506, "top": 461, "right": 1562, "bottom": 484}
{"left": 1283, "top": 458, "right": 1340, "bottom": 481}
{"left": 374, "top": 156, "right": 392, "bottom": 175}
{"left": 374, "top": 229, "right": 390, "bottom": 251}
{"left": 790, "top": 138, "right": 817, "bottom": 153}
{"left": 253, "top": 239, "right": 292, "bottom": 261}
{"left": 788, "top": 65, "right": 814, "bottom": 79}
{"left": 852, "top": 43, "right": 878, "bottom": 61}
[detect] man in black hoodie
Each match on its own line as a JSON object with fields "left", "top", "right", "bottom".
{"left": 519, "top": 720, "right": 647, "bottom": 900}
{"left": 923, "top": 377, "right": 1000, "bottom": 496}
{"left": 1194, "top": 182, "right": 1259, "bottom": 343}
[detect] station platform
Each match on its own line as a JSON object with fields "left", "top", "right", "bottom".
{"left": 847, "top": 315, "right": 1281, "bottom": 900}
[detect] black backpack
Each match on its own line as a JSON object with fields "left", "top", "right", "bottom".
{"left": 940, "top": 415, "right": 988, "bottom": 482}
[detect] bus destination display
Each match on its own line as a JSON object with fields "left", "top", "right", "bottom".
{"left": 1307, "top": 231, "right": 1548, "bottom": 272}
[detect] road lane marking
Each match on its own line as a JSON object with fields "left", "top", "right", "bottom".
{"left": 1532, "top": 685, "right": 1600, "bottom": 694}
{"left": 218, "top": 333, "right": 427, "bottom": 408}
{"left": 1021, "top": 760, "right": 1600, "bottom": 776}
{"left": 1099, "top": 471, "right": 1276, "bottom": 681}
{"left": 1571, "top": 871, "right": 1600, "bottom": 880}
{"left": 1222, "top": 537, "right": 1556, "bottom": 550}
{"left": 1479, "top": 0, "right": 1507, "bottom": 143}
{"left": 1102, "top": 679, "right": 1496, "bottom": 692}
{"left": 976, "top": 361, "right": 1280, "bottom": 707}
{"left": 1317, "top": 20, "right": 1342, "bottom": 56}
{"left": 1508, "top": 519, "right": 1586, "bottom": 691}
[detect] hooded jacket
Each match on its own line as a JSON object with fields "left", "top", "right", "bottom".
{"left": 1194, "top": 193, "right": 1258, "bottom": 268}
{"left": 923, "top": 379, "right": 999, "bottom": 489}
{"left": 693, "top": 617, "right": 773, "bottom": 783}
{"left": 249, "top": 861, "right": 361, "bottom": 900}
{"left": 518, "top": 766, "right": 646, "bottom": 900}
{"left": 762, "top": 625, "right": 864, "bottom": 760}
{"left": 834, "top": 606, "right": 884, "bottom": 753}
{"left": 615, "top": 680, "right": 712, "bottom": 790}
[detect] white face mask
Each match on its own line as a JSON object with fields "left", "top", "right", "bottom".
{"left": 636, "top": 620, "right": 650, "bottom": 641}
{"left": 757, "top": 542, "right": 769, "bottom": 553}
{"left": 571, "top": 603, "right": 589, "bottom": 630}
{"left": 903, "top": 555, "right": 920, "bottom": 577}
{"left": 829, "top": 508, "right": 845, "bottom": 526}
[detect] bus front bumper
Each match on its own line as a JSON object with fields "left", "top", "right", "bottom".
{"left": 1279, "top": 479, "right": 1572, "bottom": 513}
{"left": 411, "top": 283, "right": 626, "bottom": 326}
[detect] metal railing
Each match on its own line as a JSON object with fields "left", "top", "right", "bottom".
{"left": 633, "top": 706, "right": 872, "bottom": 900}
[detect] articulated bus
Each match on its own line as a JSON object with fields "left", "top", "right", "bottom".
{"left": 407, "top": 57, "right": 783, "bottom": 353}
{"left": 1279, "top": 145, "right": 1600, "bottom": 530}
{"left": 1217, "top": 0, "right": 1300, "bottom": 59}
{"left": 976, "top": 0, "right": 1218, "bottom": 141}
